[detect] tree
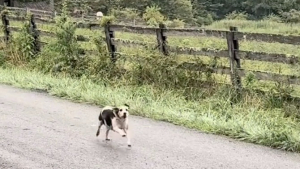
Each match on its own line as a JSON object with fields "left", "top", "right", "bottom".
{"left": 112, "top": 8, "right": 140, "bottom": 25}
{"left": 142, "top": 5, "right": 165, "bottom": 27}
{"left": 281, "top": 9, "right": 300, "bottom": 24}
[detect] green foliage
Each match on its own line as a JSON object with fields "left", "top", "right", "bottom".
{"left": 265, "top": 81, "right": 294, "bottom": 109}
{"left": 244, "top": 72, "right": 257, "bottom": 88}
{"left": 263, "top": 14, "right": 282, "bottom": 23}
{"left": 0, "top": 50, "right": 5, "bottom": 66}
{"left": 193, "top": 13, "right": 214, "bottom": 26}
{"left": 32, "top": 3, "right": 83, "bottom": 76}
{"left": 35, "top": 0, "right": 300, "bottom": 24}
{"left": 111, "top": 7, "right": 140, "bottom": 24}
{"left": 5, "top": 13, "right": 35, "bottom": 65}
{"left": 225, "top": 11, "right": 249, "bottom": 20}
{"left": 281, "top": 9, "right": 300, "bottom": 24}
{"left": 72, "top": 0, "right": 92, "bottom": 16}
{"left": 99, "top": 15, "right": 116, "bottom": 27}
{"left": 142, "top": 5, "right": 165, "bottom": 27}
{"left": 158, "top": 0, "right": 193, "bottom": 22}
{"left": 165, "top": 19, "right": 185, "bottom": 28}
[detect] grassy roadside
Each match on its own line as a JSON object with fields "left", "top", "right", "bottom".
{"left": 1, "top": 66, "right": 300, "bottom": 152}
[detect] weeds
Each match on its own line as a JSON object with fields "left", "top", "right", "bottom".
{"left": 4, "top": 13, "right": 35, "bottom": 65}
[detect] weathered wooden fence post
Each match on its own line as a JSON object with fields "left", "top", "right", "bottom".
{"left": 156, "top": 23, "right": 168, "bottom": 56}
{"left": 1, "top": 10, "right": 10, "bottom": 43}
{"left": 29, "top": 14, "right": 41, "bottom": 53}
{"left": 226, "top": 26, "right": 242, "bottom": 91}
{"left": 104, "top": 22, "right": 117, "bottom": 62}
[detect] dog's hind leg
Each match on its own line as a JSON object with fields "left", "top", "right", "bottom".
{"left": 96, "top": 120, "right": 103, "bottom": 137}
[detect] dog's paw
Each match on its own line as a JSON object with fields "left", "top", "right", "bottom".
{"left": 105, "top": 138, "right": 111, "bottom": 141}
{"left": 128, "top": 144, "right": 131, "bottom": 147}
{"left": 122, "top": 135, "right": 126, "bottom": 137}
{"left": 96, "top": 132, "right": 99, "bottom": 137}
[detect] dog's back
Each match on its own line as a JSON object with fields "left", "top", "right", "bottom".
{"left": 99, "top": 109, "right": 115, "bottom": 127}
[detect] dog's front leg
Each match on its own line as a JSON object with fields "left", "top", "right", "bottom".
{"left": 112, "top": 118, "right": 126, "bottom": 137}
{"left": 124, "top": 126, "right": 131, "bottom": 147}
{"left": 105, "top": 129, "right": 110, "bottom": 141}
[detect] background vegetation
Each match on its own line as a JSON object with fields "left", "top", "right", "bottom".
{"left": 2, "top": 0, "right": 300, "bottom": 153}
{"left": 14, "top": 0, "right": 300, "bottom": 26}
{"left": 54, "top": 0, "right": 300, "bottom": 26}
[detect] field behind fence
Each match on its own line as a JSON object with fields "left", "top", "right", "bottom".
{"left": 2, "top": 7, "right": 300, "bottom": 98}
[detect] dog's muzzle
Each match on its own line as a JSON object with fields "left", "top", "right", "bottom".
{"left": 123, "top": 113, "right": 127, "bottom": 118}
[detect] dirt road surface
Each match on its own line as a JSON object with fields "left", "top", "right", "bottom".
{"left": 1, "top": 84, "right": 300, "bottom": 169}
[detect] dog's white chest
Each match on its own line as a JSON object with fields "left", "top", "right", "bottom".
{"left": 116, "top": 118, "right": 126, "bottom": 129}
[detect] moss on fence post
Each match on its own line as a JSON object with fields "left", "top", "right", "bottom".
{"left": 156, "top": 23, "right": 169, "bottom": 56}
{"left": 29, "top": 13, "right": 40, "bottom": 54}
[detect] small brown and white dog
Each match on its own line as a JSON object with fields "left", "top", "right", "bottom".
{"left": 96, "top": 104, "right": 131, "bottom": 147}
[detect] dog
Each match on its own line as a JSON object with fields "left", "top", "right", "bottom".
{"left": 96, "top": 104, "right": 131, "bottom": 147}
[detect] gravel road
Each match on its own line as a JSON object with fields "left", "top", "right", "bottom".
{"left": 1, "top": 84, "right": 300, "bottom": 169}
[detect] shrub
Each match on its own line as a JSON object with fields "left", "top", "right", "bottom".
{"left": 263, "top": 14, "right": 282, "bottom": 23}
{"left": 193, "top": 13, "right": 214, "bottom": 26}
{"left": 166, "top": 19, "right": 185, "bottom": 28}
{"left": 111, "top": 8, "right": 140, "bottom": 25}
{"left": 142, "top": 5, "right": 165, "bottom": 27}
{"left": 0, "top": 50, "right": 5, "bottom": 66}
{"left": 281, "top": 9, "right": 300, "bottom": 24}
{"left": 4, "top": 13, "right": 36, "bottom": 65}
{"left": 30, "top": 1, "right": 81, "bottom": 76}
{"left": 99, "top": 15, "right": 116, "bottom": 27}
{"left": 225, "top": 11, "right": 249, "bottom": 20}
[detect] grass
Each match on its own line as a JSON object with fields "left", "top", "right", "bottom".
{"left": 206, "top": 19, "right": 300, "bottom": 35}
{"left": 1, "top": 66, "right": 300, "bottom": 152}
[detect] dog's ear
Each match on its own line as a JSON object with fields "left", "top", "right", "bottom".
{"left": 112, "top": 107, "right": 119, "bottom": 113}
{"left": 124, "top": 104, "right": 130, "bottom": 109}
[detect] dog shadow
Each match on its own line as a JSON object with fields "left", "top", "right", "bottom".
{"left": 94, "top": 137, "right": 132, "bottom": 152}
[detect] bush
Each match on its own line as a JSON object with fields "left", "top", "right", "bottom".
{"left": 111, "top": 8, "right": 140, "bottom": 25}
{"left": 193, "top": 13, "right": 214, "bottom": 26}
{"left": 4, "top": 13, "right": 36, "bottom": 65}
{"left": 263, "top": 14, "right": 282, "bottom": 23}
{"left": 281, "top": 9, "right": 300, "bottom": 24}
{"left": 0, "top": 50, "right": 5, "bottom": 66}
{"left": 165, "top": 19, "right": 185, "bottom": 28}
{"left": 30, "top": 1, "right": 82, "bottom": 76}
{"left": 142, "top": 5, "right": 165, "bottom": 27}
{"left": 99, "top": 15, "right": 116, "bottom": 27}
{"left": 225, "top": 11, "right": 249, "bottom": 20}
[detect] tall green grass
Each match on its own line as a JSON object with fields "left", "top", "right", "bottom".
{"left": 207, "top": 19, "right": 300, "bottom": 35}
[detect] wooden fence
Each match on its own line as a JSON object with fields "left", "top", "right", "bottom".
{"left": 1, "top": 10, "right": 300, "bottom": 92}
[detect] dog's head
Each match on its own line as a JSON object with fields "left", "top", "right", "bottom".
{"left": 115, "top": 104, "right": 130, "bottom": 118}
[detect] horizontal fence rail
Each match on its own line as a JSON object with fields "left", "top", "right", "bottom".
{"left": 109, "top": 24, "right": 300, "bottom": 45}
{"left": 111, "top": 38, "right": 300, "bottom": 64}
